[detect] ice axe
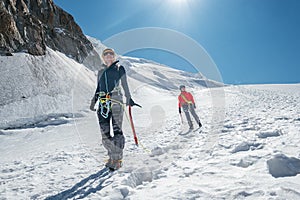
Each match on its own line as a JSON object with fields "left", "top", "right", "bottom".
{"left": 128, "top": 103, "right": 141, "bottom": 146}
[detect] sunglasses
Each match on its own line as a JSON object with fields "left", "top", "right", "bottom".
{"left": 103, "top": 51, "right": 115, "bottom": 56}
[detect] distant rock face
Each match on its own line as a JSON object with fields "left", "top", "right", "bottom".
{"left": 0, "top": 0, "right": 101, "bottom": 66}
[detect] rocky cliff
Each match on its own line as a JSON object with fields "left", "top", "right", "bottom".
{"left": 0, "top": 0, "right": 101, "bottom": 67}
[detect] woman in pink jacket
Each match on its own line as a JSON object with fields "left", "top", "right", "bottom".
{"left": 178, "top": 85, "right": 202, "bottom": 130}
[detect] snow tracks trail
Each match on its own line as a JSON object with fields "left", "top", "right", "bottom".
{"left": 1, "top": 84, "right": 300, "bottom": 199}
{"left": 114, "top": 84, "right": 300, "bottom": 199}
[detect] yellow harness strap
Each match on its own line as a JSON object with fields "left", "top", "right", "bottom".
{"left": 180, "top": 94, "right": 192, "bottom": 104}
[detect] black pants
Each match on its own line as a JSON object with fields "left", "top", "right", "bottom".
{"left": 97, "top": 95, "right": 125, "bottom": 161}
{"left": 182, "top": 104, "right": 200, "bottom": 128}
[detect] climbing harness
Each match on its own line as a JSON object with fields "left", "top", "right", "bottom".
{"left": 98, "top": 93, "right": 112, "bottom": 118}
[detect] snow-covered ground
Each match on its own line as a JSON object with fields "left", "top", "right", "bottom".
{"left": 1, "top": 82, "right": 300, "bottom": 199}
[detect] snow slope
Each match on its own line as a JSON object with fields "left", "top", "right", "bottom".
{"left": 1, "top": 83, "right": 300, "bottom": 199}
{"left": 0, "top": 48, "right": 96, "bottom": 130}
{"left": 119, "top": 56, "right": 223, "bottom": 91}
{"left": 85, "top": 35, "right": 107, "bottom": 56}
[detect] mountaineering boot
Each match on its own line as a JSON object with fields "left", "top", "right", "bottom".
{"left": 105, "top": 159, "right": 113, "bottom": 168}
{"left": 109, "top": 160, "right": 122, "bottom": 171}
{"left": 198, "top": 121, "right": 202, "bottom": 128}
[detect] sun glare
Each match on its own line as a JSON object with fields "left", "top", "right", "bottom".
{"left": 165, "top": 0, "right": 190, "bottom": 11}
{"left": 171, "top": 0, "right": 188, "bottom": 5}
{"left": 157, "top": 0, "right": 195, "bottom": 28}
{"left": 165, "top": 0, "right": 191, "bottom": 16}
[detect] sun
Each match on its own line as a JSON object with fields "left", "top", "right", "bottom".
{"left": 164, "top": 0, "right": 191, "bottom": 15}
{"left": 171, "top": 0, "right": 188, "bottom": 5}
{"left": 165, "top": 0, "right": 190, "bottom": 10}
{"left": 158, "top": 0, "right": 193, "bottom": 28}
{"left": 175, "top": 0, "right": 187, "bottom": 2}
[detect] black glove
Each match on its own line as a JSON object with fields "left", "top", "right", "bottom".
{"left": 126, "top": 97, "right": 135, "bottom": 106}
{"left": 90, "top": 99, "right": 96, "bottom": 111}
{"left": 127, "top": 97, "right": 142, "bottom": 107}
{"left": 194, "top": 104, "right": 196, "bottom": 109}
{"left": 126, "top": 97, "right": 134, "bottom": 106}
{"left": 179, "top": 107, "right": 182, "bottom": 114}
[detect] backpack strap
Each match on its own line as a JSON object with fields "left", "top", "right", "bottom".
{"left": 180, "top": 94, "right": 192, "bottom": 104}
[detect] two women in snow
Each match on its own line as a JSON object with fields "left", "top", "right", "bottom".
{"left": 90, "top": 48, "right": 202, "bottom": 170}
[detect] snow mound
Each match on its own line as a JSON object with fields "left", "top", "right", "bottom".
{"left": 122, "top": 167, "right": 154, "bottom": 188}
{"left": 256, "top": 130, "right": 282, "bottom": 138}
{"left": 150, "top": 146, "right": 165, "bottom": 156}
{"left": 171, "top": 189, "right": 211, "bottom": 200}
{"left": 232, "top": 155, "right": 261, "bottom": 168}
{"left": 267, "top": 154, "right": 300, "bottom": 178}
{"left": 231, "top": 141, "right": 263, "bottom": 153}
{"left": 233, "top": 190, "right": 265, "bottom": 199}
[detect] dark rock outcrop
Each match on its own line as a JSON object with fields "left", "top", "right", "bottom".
{"left": 0, "top": 0, "right": 101, "bottom": 66}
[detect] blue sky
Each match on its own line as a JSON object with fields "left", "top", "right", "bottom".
{"left": 53, "top": 0, "right": 300, "bottom": 84}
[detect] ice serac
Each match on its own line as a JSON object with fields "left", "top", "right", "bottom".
{"left": 0, "top": 0, "right": 101, "bottom": 68}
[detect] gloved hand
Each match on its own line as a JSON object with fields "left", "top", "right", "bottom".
{"left": 90, "top": 99, "right": 96, "bottom": 111}
{"left": 127, "top": 97, "right": 142, "bottom": 107}
{"left": 126, "top": 97, "right": 142, "bottom": 107}
{"left": 126, "top": 97, "right": 135, "bottom": 106}
{"left": 194, "top": 104, "right": 196, "bottom": 109}
{"left": 179, "top": 107, "right": 182, "bottom": 114}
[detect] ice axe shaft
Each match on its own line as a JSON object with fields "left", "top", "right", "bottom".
{"left": 128, "top": 106, "right": 138, "bottom": 146}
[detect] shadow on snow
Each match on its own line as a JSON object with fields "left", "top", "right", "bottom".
{"left": 45, "top": 167, "right": 113, "bottom": 200}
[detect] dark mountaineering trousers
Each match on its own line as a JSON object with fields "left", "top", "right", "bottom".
{"left": 92, "top": 61, "right": 131, "bottom": 166}
{"left": 97, "top": 94, "right": 125, "bottom": 161}
{"left": 182, "top": 104, "right": 200, "bottom": 128}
